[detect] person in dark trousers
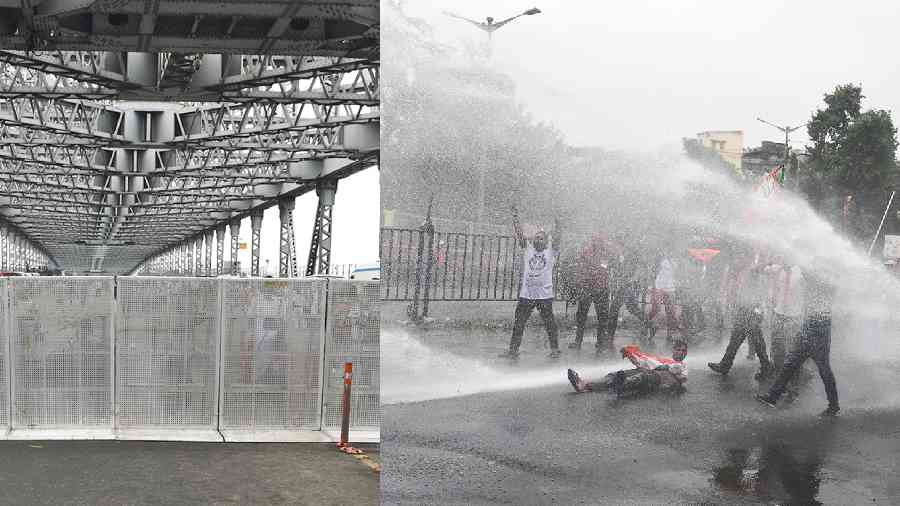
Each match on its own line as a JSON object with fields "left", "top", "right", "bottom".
{"left": 567, "top": 342, "right": 688, "bottom": 398}
{"left": 570, "top": 234, "right": 615, "bottom": 353}
{"left": 763, "top": 259, "right": 805, "bottom": 371}
{"left": 646, "top": 249, "right": 686, "bottom": 343}
{"left": 756, "top": 259, "right": 839, "bottom": 416}
{"left": 680, "top": 251, "right": 707, "bottom": 337}
{"left": 708, "top": 248, "right": 774, "bottom": 380}
{"left": 607, "top": 237, "right": 649, "bottom": 341}
{"left": 499, "top": 206, "right": 562, "bottom": 359}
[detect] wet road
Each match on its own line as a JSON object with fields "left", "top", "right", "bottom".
{"left": 0, "top": 441, "right": 379, "bottom": 505}
{"left": 382, "top": 323, "right": 900, "bottom": 505}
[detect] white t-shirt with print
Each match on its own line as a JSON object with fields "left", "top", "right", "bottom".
{"left": 519, "top": 245, "right": 558, "bottom": 300}
{"left": 654, "top": 258, "right": 676, "bottom": 292}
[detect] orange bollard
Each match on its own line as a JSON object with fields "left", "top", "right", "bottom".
{"left": 336, "top": 363, "right": 362, "bottom": 455}
{"left": 338, "top": 362, "right": 353, "bottom": 448}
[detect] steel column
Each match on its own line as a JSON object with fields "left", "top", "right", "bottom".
{"left": 278, "top": 198, "right": 295, "bottom": 277}
{"left": 288, "top": 211, "right": 298, "bottom": 277}
{"left": 13, "top": 232, "right": 20, "bottom": 270}
{"left": 229, "top": 219, "right": 241, "bottom": 276}
{"left": 216, "top": 223, "right": 226, "bottom": 276}
{"left": 251, "top": 209, "right": 263, "bottom": 277}
{"left": 194, "top": 237, "right": 202, "bottom": 276}
{"left": 1, "top": 225, "right": 6, "bottom": 271}
{"left": 306, "top": 180, "right": 337, "bottom": 276}
{"left": 204, "top": 230, "right": 213, "bottom": 277}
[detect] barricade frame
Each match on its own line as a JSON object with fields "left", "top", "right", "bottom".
{"left": 114, "top": 276, "right": 223, "bottom": 441}
{"left": 6, "top": 276, "right": 116, "bottom": 440}
{"left": 321, "top": 279, "right": 381, "bottom": 443}
{"left": 0, "top": 279, "right": 8, "bottom": 439}
{"left": 217, "top": 277, "right": 331, "bottom": 442}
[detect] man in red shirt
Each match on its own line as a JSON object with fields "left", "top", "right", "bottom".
{"left": 569, "top": 234, "right": 618, "bottom": 353}
{"left": 567, "top": 342, "right": 688, "bottom": 398}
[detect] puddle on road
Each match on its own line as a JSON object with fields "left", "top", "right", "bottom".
{"left": 710, "top": 429, "right": 832, "bottom": 505}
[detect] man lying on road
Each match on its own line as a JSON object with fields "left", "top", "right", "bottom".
{"left": 567, "top": 342, "right": 688, "bottom": 399}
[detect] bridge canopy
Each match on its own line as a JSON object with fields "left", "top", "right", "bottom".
{"left": 0, "top": 0, "right": 379, "bottom": 274}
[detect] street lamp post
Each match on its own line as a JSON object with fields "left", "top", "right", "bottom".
{"left": 444, "top": 7, "right": 541, "bottom": 39}
{"left": 444, "top": 7, "right": 541, "bottom": 229}
{"left": 757, "top": 117, "right": 801, "bottom": 188}
{"left": 444, "top": 7, "right": 541, "bottom": 57}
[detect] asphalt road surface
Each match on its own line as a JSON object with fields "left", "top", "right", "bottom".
{"left": 0, "top": 441, "right": 379, "bottom": 505}
{"left": 382, "top": 322, "right": 900, "bottom": 505}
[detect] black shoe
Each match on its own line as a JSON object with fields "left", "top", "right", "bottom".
{"left": 819, "top": 405, "right": 840, "bottom": 417}
{"left": 708, "top": 362, "right": 729, "bottom": 375}
{"left": 567, "top": 369, "right": 585, "bottom": 393}
{"left": 755, "top": 394, "right": 777, "bottom": 408}
{"left": 548, "top": 349, "right": 562, "bottom": 359}
{"left": 498, "top": 350, "right": 520, "bottom": 359}
{"left": 568, "top": 342, "right": 581, "bottom": 350}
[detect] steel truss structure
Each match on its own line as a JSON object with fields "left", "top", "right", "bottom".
{"left": 0, "top": 0, "right": 379, "bottom": 275}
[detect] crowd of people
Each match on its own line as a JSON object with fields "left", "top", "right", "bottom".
{"left": 499, "top": 207, "right": 840, "bottom": 417}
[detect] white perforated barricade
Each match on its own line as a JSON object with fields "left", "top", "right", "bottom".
{"left": 219, "top": 278, "right": 328, "bottom": 442}
{"left": 0, "top": 279, "right": 8, "bottom": 438}
{"left": 8, "top": 277, "right": 115, "bottom": 439}
{"left": 115, "top": 277, "right": 221, "bottom": 441}
{"left": 323, "top": 280, "right": 380, "bottom": 442}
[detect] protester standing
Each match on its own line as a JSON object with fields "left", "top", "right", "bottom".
{"left": 708, "top": 247, "right": 774, "bottom": 379}
{"left": 570, "top": 234, "right": 615, "bottom": 352}
{"left": 499, "top": 206, "right": 562, "bottom": 359}
{"left": 757, "top": 257, "right": 839, "bottom": 416}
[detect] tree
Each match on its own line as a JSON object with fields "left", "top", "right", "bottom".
{"left": 806, "top": 84, "right": 898, "bottom": 239}
{"left": 381, "top": 4, "right": 568, "bottom": 231}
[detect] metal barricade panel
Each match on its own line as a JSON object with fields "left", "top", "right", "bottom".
{"left": 323, "top": 280, "right": 380, "bottom": 430}
{"left": 9, "top": 277, "right": 114, "bottom": 429}
{"left": 0, "top": 279, "right": 7, "bottom": 430}
{"left": 220, "top": 278, "right": 327, "bottom": 430}
{"left": 116, "top": 277, "right": 220, "bottom": 429}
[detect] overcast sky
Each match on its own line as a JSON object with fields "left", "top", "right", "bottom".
{"left": 401, "top": 0, "right": 900, "bottom": 153}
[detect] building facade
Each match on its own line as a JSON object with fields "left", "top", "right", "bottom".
{"left": 696, "top": 130, "right": 744, "bottom": 171}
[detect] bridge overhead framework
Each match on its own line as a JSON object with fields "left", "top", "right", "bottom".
{"left": 0, "top": 0, "right": 379, "bottom": 275}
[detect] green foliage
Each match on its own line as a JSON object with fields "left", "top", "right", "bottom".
{"left": 805, "top": 84, "right": 899, "bottom": 239}
{"left": 381, "top": 5, "right": 568, "bottom": 227}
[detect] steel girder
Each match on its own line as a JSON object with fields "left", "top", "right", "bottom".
{"left": 0, "top": 95, "right": 375, "bottom": 274}
{"left": 250, "top": 208, "right": 262, "bottom": 276}
{"left": 0, "top": 1, "right": 378, "bottom": 275}
{"left": 0, "top": 50, "right": 379, "bottom": 104}
{"left": 229, "top": 219, "right": 240, "bottom": 275}
{"left": 305, "top": 179, "right": 336, "bottom": 276}
{"left": 0, "top": 1, "right": 378, "bottom": 57}
{"left": 278, "top": 196, "right": 294, "bottom": 277}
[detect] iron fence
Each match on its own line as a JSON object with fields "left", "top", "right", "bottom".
{"left": 381, "top": 227, "right": 528, "bottom": 305}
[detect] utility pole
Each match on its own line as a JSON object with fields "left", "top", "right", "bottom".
{"left": 444, "top": 7, "right": 541, "bottom": 58}
{"left": 757, "top": 117, "right": 801, "bottom": 188}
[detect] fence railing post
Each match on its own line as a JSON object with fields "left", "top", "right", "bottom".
{"left": 409, "top": 225, "right": 425, "bottom": 322}
{"left": 421, "top": 217, "right": 435, "bottom": 319}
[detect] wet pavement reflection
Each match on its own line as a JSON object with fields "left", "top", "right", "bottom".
{"left": 712, "top": 422, "right": 835, "bottom": 505}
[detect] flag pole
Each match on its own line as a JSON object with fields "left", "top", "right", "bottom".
{"left": 867, "top": 190, "right": 896, "bottom": 257}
